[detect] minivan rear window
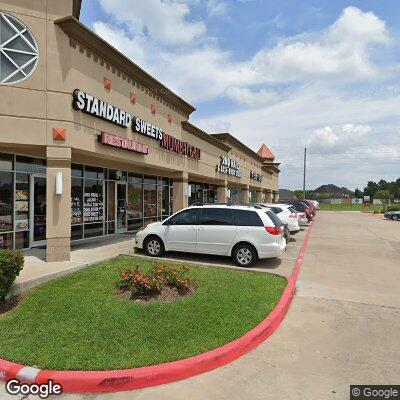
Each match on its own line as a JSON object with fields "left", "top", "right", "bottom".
{"left": 270, "top": 207, "right": 283, "bottom": 214}
{"left": 266, "top": 210, "right": 283, "bottom": 227}
{"left": 233, "top": 210, "right": 263, "bottom": 226}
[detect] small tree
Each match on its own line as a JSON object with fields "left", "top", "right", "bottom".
{"left": 354, "top": 188, "right": 363, "bottom": 198}
{"left": 374, "top": 189, "right": 391, "bottom": 209}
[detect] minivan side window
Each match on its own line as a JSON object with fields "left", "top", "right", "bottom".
{"left": 167, "top": 209, "right": 199, "bottom": 225}
{"left": 233, "top": 210, "right": 263, "bottom": 226}
{"left": 271, "top": 207, "right": 283, "bottom": 214}
{"left": 200, "top": 208, "right": 233, "bottom": 225}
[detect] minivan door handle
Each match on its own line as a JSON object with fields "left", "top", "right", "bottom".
{"left": 197, "top": 227, "right": 205, "bottom": 231}
{"left": 188, "top": 227, "right": 196, "bottom": 231}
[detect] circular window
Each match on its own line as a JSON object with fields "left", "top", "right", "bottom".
{"left": 0, "top": 12, "right": 39, "bottom": 84}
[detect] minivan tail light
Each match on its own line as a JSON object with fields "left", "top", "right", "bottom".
{"left": 265, "top": 226, "right": 281, "bottom": 235}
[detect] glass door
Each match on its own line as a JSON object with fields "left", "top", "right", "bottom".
{"left": 116, "top": 182, "right": 127, "bottom": 233}
{"left": 31, "top": 175, "right": 46, "bottom": 246}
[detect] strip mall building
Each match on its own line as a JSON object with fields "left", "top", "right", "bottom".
{"left": 0, "top": 0, "right": 280, "bottom": 261}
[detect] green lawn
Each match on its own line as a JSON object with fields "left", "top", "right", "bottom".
{"left": 0, "top": 256, "right": 286, "bottom": 371}
{"left": 319, "top": 203, "right": 384, "bottom": 212}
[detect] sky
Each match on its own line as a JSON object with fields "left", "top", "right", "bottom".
{"left": 80, "top": 0, "right": 400, "bottom": 190}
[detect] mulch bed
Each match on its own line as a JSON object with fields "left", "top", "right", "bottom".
{"left": 116, "top": 285, "right": 196, "bottom": 304}
{"left": 0, "top": 295, "right": 22, "bottom": 316}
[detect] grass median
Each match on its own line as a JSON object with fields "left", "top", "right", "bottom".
{"left": 0, "top": 256, "right": 286, "bottom": 371}
{"left": 319, "top": 204, "right": 384, "bottom": 212}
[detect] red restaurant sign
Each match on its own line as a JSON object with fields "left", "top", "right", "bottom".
{"left": 100, "top": 132, "right": 149, "bottom": 155}
{"left": 160, "top": 133, "right": 201, "bottom": 160}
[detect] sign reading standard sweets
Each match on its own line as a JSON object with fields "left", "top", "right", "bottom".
{"left": 216, "top": 156, "right": 242, "bottom": 178}
{"left": 72, "top": 90, "right": 201, "bottom": 160}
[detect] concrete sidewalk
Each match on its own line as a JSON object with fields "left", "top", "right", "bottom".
{"left": 10, "top": 233, "right": 135, "bottom": 296}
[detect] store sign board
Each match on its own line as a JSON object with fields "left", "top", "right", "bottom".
{"left": 160, "top": 134, "right": 201, "bottom": 160}
{"left": 73, "top": 90, "right": 131, "bottom": 128}
{"left": 216, "top": 156, "right": 242, "bottom": 178}
{"left": 132, "top": 117, "right": 164, "bottom": 141}
{"left": 250, "top": 171, "right": 262, "bottom": 181}
{"left": 100, "top": 132, "right": 149, "bottom": 155}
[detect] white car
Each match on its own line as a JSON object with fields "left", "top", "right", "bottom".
{"left": 255, "top": 203, "right": 300, "bottom": 234}
{"left": 135, "top": 205, "right": 286, "bottom": 267}
{"left": 288, "top": 206, "right": 308, "bottom": 226}
{"left": 310, "top": 200, "right": 320, "bottom": 209}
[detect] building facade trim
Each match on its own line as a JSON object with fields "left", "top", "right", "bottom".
{"left": 55, "top": 16, "right": 196, "bottom": 117}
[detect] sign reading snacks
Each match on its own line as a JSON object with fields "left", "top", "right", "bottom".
{"left": 250, "top": 171, "right": 262, "bottom": 181}
{"left": 160, "top": 134, "right": 201, "bottom": 160}
{"left": 100, "top": 132, "right": 149, "bottom": 155}
{"left": 216, "top": 156, "right": 242, "bottom": 178}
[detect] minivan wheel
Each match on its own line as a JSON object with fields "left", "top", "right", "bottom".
{"left": 392, "top": 215, "right": 399, "bottom": 221}
{"left": 144, "top": 236, "right": 164, "bottom": 257}
{"left": 233, "top": 244, "right": 257, "bottom": 267}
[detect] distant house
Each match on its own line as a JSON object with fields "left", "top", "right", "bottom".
{"left": 314, "top": 184, "right": 355, "bottom": 198}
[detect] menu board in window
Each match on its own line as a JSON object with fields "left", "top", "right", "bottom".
{"left": 71, "top": 196, "right": 82, "bottom": 224}
{"left": 84, "top": 191, "right": 104, "bottom": 223}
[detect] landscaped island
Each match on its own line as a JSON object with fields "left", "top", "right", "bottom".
{"left": 0, "top": 256, "right": 286, "bottom": 371}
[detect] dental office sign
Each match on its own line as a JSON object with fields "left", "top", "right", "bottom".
{"left": 72, "top": 90, "right": 200, "bottom": 159}
{"left": 217, "top": 156, "right": 242, "bottom": 178}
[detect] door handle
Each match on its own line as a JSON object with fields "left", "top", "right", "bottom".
{"left": 188, "top": 227, "right": 196, "bottom": 231}
{"left": 197, "top": 227, "right": 205, "bottom": 231}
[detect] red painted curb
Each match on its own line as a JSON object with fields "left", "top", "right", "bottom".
{"left": 0, "top": 220, "right": 315, "bottom": 393}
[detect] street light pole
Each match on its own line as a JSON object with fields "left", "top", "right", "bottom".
{"left": 303, "top": 147, "right": 307, "bottom": 199}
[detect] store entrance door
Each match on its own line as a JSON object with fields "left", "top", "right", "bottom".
{"left": 116, "top": 182, "right": 127, "bottom": 233}
{"left": 31, "top": 175, "right": 46, "bottom": 247}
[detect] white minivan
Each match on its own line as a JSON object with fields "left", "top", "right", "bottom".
{"left": 135, "top": 205, "right": 286, "bottom": 267}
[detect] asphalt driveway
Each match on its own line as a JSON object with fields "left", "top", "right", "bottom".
{"left": 2, "top": 212, "right": 399, "bottom": 399}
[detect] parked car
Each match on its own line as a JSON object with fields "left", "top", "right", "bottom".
{"left": 300, "top": 200, "right": 317, "bottom": 215}
{"left": 254, "top": 203, "right": 300, "bottom": 234}
{"left": 310, "top": 200, "right": 320, "bottom": 209}
{"left": 289, "top": 201, "right": 314, "bottom": 222}
{"left": 288, "top": 205, "right": 308, "bottom": 226}
{"left": 384, "top": 210, "right": 400, "bottom": 221}
{"left": 135, "top": 204, "right": 286, "bottom": 267}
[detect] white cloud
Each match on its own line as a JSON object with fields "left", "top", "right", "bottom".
{"left": 252, "top": 6, "right": 389, "bottom": 82}
{"left": 207, "top": 0, "right": 228, "bottom": 17}
{"left": 304, "top": 124, "right": 372, "bottom": 153}
{"left": 98, "top": 0, "right": 206, "bottom": 46}
{"left": 226, "top": 86, "right": 277, "bottom": 106}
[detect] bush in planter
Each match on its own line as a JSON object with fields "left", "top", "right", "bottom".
{"left": 116, "top": 263, "right": 193, "bottom": 298}
{"left": 386, "top": 205, "right": 400, "bottom": 212}
{"left": 0, "top": 250, "right": 24, "bottom": 301}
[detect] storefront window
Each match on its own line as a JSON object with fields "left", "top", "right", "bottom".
{"left": 0, "top": 153, "right": 13, "bottom": 171}
{"left": 0, "top": 171, "right": 13, "bottom": 235}
{"left": 84, "top": 179, "right": 104, "bottom": 224}
{"left": 71, "top": 177, "right": 83, "bottom": 224}
{"left": 16, "top": 156, "right": 46, "bottom": 175}
{"left": 144, "top": 182, "right": 157, "bottom": 218}
{"left": 15, "top": 173, "right": 30, "bottom": 234}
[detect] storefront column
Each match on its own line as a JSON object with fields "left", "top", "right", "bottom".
{"left": 172, "top": 172, "right": 188, "bottom": 214}
{"left": 256, "top": 191, "right": 263, "bottom": 203}
{"left": 240, "top": 185, "right": 250, "bottom": 204}
{"left": 265, "top": 190, "right": 273, "bottom": 202}
{"left": 217, "top": 182, "right": 228, "bottom": 203}
{"left": 46, "top": 147, "right": 71, "bottom": 262}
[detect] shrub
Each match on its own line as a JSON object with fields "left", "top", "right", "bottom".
{"left": 386, "top": 206, "right": 400, "bottom": 212}
{"left": 116, "top": 262, "right": 193, "bottom": 298}
{"left": 150, "top": 263, "right": 191, "bottom": 291}
{"left": 0, "top": 250, "right": 24, "bottom": 301}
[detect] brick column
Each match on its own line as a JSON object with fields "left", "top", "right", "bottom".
{"left": 240, "top": 185, "right": 250, "bottom": 204}
{"left": 217, "top": 181, "right": 228, "bottom": 203}
{"left": 256, "top": 190, "right": 263, "bottom": 203}
{"left": 265, "top": 190, "right": 273, "bottom": 202}
{"left": 46, "top": 147, "right": 71, "bottom": 262}
{"left": 172, "top": 172, "right": 188, "bottom": 214}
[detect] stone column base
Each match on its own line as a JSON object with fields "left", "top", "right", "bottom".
{"left": 46, "top": 238, "right": 71, "bottom": 262}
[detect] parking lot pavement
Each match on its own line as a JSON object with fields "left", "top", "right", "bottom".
{"left": 2, "top": 212, "right": 399, "bottom": 399}
{"left": 131, "top": 226, "right": 309, "bottom": 278}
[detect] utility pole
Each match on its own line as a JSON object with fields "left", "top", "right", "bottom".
{"left": 303, "top": 147, "right": 307, "bottom": 199}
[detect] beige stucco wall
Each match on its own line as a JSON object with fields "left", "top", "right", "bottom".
{"left": 0, "top": 0, "right": 280, "bottom": 259}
